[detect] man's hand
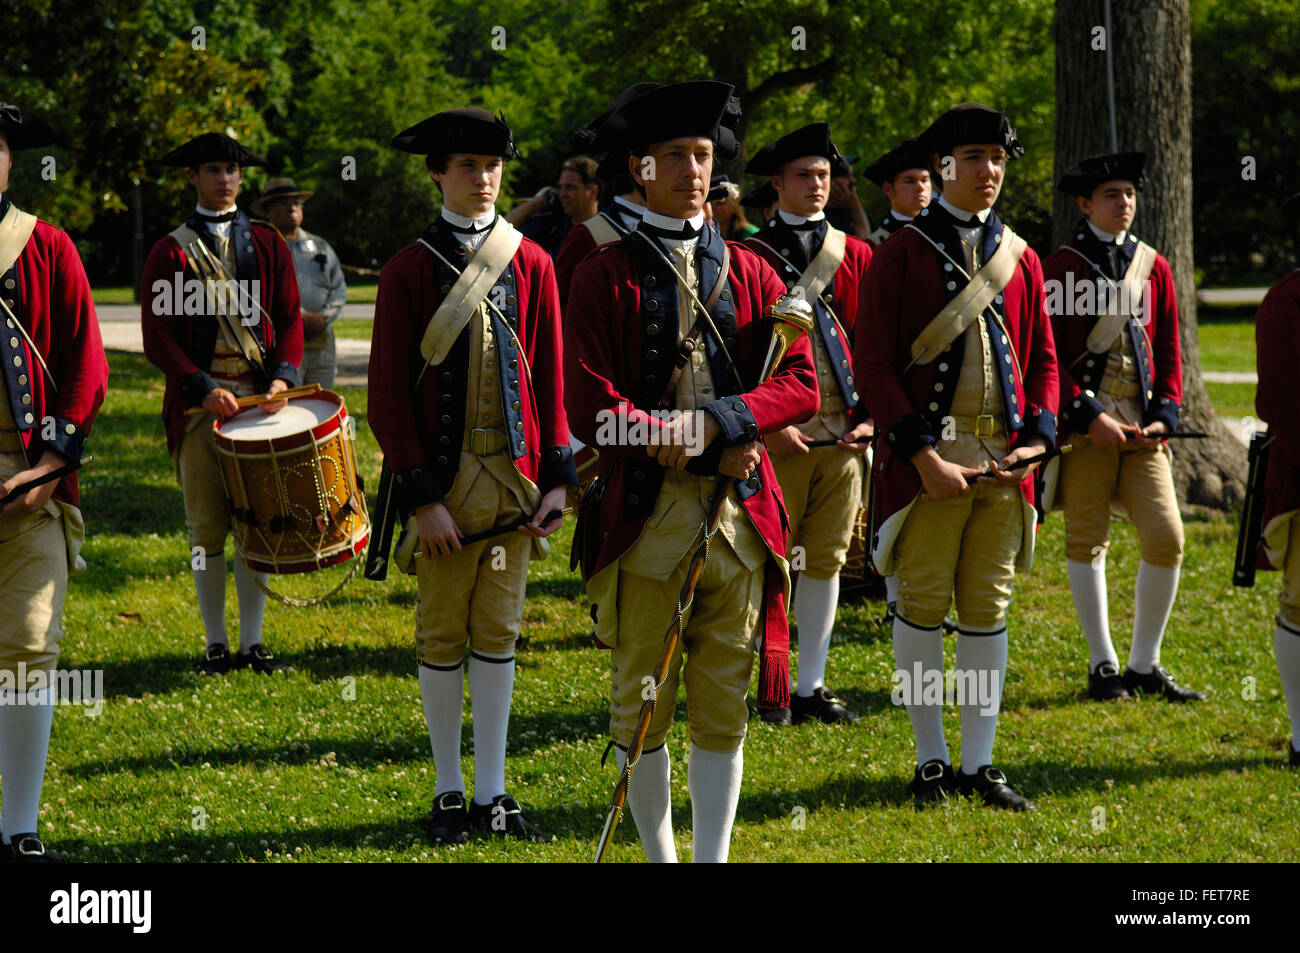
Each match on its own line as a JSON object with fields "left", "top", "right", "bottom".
{"left": 1, "top": 450, "right": 66, "bottom": 517}
{"left": 767, "top": 425, "right": 810, "bottom": 457}
{"left": 416, "top": 501, "right": 462, "bottom": 558}
{"left": 518, "top": 486, "right": 569, "bottom": 538}
{"left": 836, "top": 419, "right": 874, "bottom": 455}
{"left": 301, "top": 309, "right": 328, "bottom": 338}
{"left": 258, "top": 378, "right": 290, "bottom": 414}
{"left": 202, "top": 387, "right": 241, "bottom": 418}
{"left": 912, "top": 446, "right": 981, "bottom": 500}
{"left": 719, "top": 442, "right": 762, "bottom": 480}
{"left": 1131, "top": 419, "right": 1167, "bottom": 448}
{"left": 1087, "top": 411, "right": 1130, "bottom": 448}
{"left": 647, "top": 410, "right": 717, "bottom": 469}
{"left": 980, "top": 438, "right": 1050, "bottom": 486}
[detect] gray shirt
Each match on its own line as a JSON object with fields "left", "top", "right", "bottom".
{"left": 287, "top": 227, "right": 347, "bottom": 356}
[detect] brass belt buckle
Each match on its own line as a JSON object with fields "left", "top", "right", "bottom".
{"left": 975, "top": 414, "right": 996, "bottom": 439}
{"left": 469, "top": 428, "right": 490, "bottom": 455}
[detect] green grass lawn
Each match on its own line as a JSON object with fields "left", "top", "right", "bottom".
{"left": 95, "top": 283, "right": 380, "bottom": 307}
{"left": 35, "top": 349, "right": 1298, "bottom": 864}
{"left": 1198, "top": 319, "right": 1256, "bottom": 375}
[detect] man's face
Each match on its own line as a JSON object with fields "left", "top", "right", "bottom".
{"left": 556, "top": 168, "right": 596, "bottom": 221}
{"left": 633, "top": 137, "right": 713, "bottom": 218}
{"left": 0, "top": 133, "right": 11, "bottom": 195}
{"left": 1079, "top": 179, "right": 1137, "bottom": 234}
{"left": 937, "top": 144, "right": 1006, "bottom": 213}
{"left": 186, "top": 161, "right": 242, "bottom": 210}
{"left": 773, "top": 155, "right": 831, "bottom": 217}
{"left": 882, "top": 167, "right": 931, "bottom": 217}
{"left": 267, "top": 198, "right": 303, "bottom": 236}
{"left": 431, "top": 153, "right": 503, "bottom": 217}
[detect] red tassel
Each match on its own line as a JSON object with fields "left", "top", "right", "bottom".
{"left": 758, "top": 648, "right": 790, "bottom": 709}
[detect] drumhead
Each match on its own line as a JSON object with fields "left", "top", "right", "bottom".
{"left": 218, "top": 398, "right": 339, "bottom": 440}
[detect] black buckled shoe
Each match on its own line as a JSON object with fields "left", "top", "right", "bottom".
{"left": 1089, "top": 661, "right": 1131, "bottom": 701}
{"left": 1289, "top": 741, "right": 1299, "bottom": 768}
{"left": 879, "top": 602, "right": 897, "bottom": 627}
{"left": 759, "top": 706, "right": 793, "bottom": 726}
{"left": 233, "top": 644, "right": 294, "bottom": 674}
{"left": 469, "top": 794, "right": 551, "bottom": 843}
{"left": 1122, "top": 665, "right": 1204, "bottom": 702}
{"left": 423, "top": 791, "right": 469, "bottom": 846}
{"left": 791, "top": 686, "right": 860, "bottom": 725}
{"left": 956, "top": 765, "right": 1037, "bottom": 811}
{"left": 906, "top": 758, "right": 955, "bottom": 807}
{"left": 195, "top": 643, "right": 231, "bottom": 676}
{"left": 9, "top": 833, "right": 52, "bottom": 863}
{"left": 941, "top": 616, "right": 959, "bottom": 635}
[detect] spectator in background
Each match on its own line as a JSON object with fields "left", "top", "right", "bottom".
{"left": 507, "top": 156, "right": 600, "bottom": 258}
{"left": 255, "top": 178, "right": 347, "bottom": 388}
{"left": 708, "top": 175, "right": 759, "bottom": 240}
{"left": 824, "top": 154, "right": 872, "bottom": 242}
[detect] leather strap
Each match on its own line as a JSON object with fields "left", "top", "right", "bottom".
{"left": 583, "top": 211, "right": 621, "bottom": 247}
{"left": 170, "top": 222, "right": 267, "bottom": 372}
{"left": 417, "top": 216, "right": 522, "bottom": 365}
{"left": 0, "top": 202, "right": 37, "bottom": 278}
{"left": 908, "top": 224, "right": 1027, "bottom": 366}
{"left": 656, "top": 242, "right": 729, "bottom": 409}
{"left": 1079, "top": 239, "right": 1157, "bottom": 354}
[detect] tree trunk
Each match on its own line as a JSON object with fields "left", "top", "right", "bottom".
{"left": 1054, "top": 0, "right": 1245, "bottom": 510}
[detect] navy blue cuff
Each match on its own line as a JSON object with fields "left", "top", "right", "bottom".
{"left": 181, "top": 369, "right": 220, "bottom": 406}
{"left": 702, "top": 396, "right": 759, "bottom": 447}
{"left": 270, "top": 360, "right": 300, "bottom": 388}
{"left": 885, "top": 411, "right": 937, "bottom": 461}
{"left": 44, "top": 418, "right": 88, "bottom": 465}
{"left": 1144, "top": 397, "right": 1180, "bottom": 434}
{"left": 1062, "top": 391, "right": 1105, "bottom": 434}
{"left": 394, "top": 462, "right": 445, "bottom": 513}
{"left": 684, "top": 441, "right": 724, "bottom": 476}
{"left": 1018, "top": 406, "right": 1057, "bottom": 447}
{"left": 540, "top": 445, "right": 579, "bottom": 492}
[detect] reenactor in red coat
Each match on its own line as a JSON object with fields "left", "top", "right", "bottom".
{"left": 742, "top": 123, "right": 874, "bottom": 725}
{"left": 1253, "top": 236, "right": 1300, "bottom": 766}
{"left": 565, "top": 81, "right": 819, "bottom": 861}
{"left": 0, "top": 103, "right": 109, "bottom": 861}
{"left": 368, "top": 108, "right": 577, "bottom": 845}
{"left": 1042, "top": 152, "right": 1198, "bottom": 703}
{"left": 854, "top": 103, "right": 1059, "bottom": 811}
{"left": 141, "top": 133, "right": 302, "bottom": 677}
{"left": 863, "top": 137, "right": 933, "bottom": 247}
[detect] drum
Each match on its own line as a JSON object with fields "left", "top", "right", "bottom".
{"left": 213, "top": 391, "right": 370, "bottom": 574}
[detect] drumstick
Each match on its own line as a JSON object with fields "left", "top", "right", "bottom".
{"left": 414, "top": 506, "right": 572, "bottom": 557}
{"left": 1, "top": 455, "right": 93, "bottom": 505}
{"left": 803, "top": 436, "right": 873, "bottom": 449}
{"left": 185, "top": 382, "right": 323, "bottom": 416}
{"left": 963, "top": 444, "right": 1074, "bottom": 484}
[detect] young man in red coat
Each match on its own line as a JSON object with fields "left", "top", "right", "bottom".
{"left": 863, "top": 137, "right": 933, "bottom": 247}
{"left": 1253, "top": 230, "right": 1300, "bottom": 766}
{"left": 854, "top": 103, "right": 1058, "bottom": 811}
{"left": 565, "top": 81, "right": 819, "bottom": 862}
{"left": 369, "top": 108, "right": 576, "bottom": 845}
{"left": 0, "top": 104, "right": 109, "bottom": 861}
{"left": 1043, "top": 153, "right": 1198, "bottom": 703}
{"left": 141, "top": 133, "right": 303, "bottom": 676}
{"left": 742, "top": 122, "right": 874, "bottom": 725}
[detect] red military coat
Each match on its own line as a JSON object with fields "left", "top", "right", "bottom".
{"left": 1255, "top": 268, "right": 1300, "bottom": 570}
{"left": 853, "top": 204, "right": 1059, "bottom": 538}
{"left": 745, "top": 215, "right": 873, "bottom": 419}
{"left": 368, "top": 217, "right": 576, "bottom": 516}
{"left": 140, "top": 211, "right": 303, "bottom": 454}
{"left": 1, "top": 204, "right": 108, "bottom": 505}
{"left": 1042, "top": 222, "right": 1182, "bottom": 441}
{"left": 564, "top": 223, "right": 819, "bottom": 708}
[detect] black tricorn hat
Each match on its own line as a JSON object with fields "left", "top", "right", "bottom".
{"left": 707, "top": 174, "right": 732, "bottom": 203}
{"left": 391, "top": 107, "right": 518, "bottom": 159}
{"left": 571, "top": 82, "right": 664, "bottom": 155}
{"left": 607, "top": 81, "right": 742, "bottom": 162}
{"left": 0, "top": 102, "right": 55, "bottom": 151}
{"left": 919, "top": 102, "right": 1024, "bottom": 161}
{"left": 863, "top": 138, "right": 932, "bottom": 186}
{"left": 1058, "top": 151, "right": 1148, "bottom": 196}
{"left": 741, "top": 182, "right": 778, "bottom": 209}
{"left": 161, "top": 132, "right": 267, "bottom": 168}
{"left": 744, "top": 123, "right": 843, "bottom": 176}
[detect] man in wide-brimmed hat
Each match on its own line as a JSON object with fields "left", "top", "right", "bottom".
{"left": 255, "top": 177, "right": 347, "bottom": 388}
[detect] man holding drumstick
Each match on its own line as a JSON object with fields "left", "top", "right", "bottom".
{"left": 141, "top": 132, "right": 303, "bottom": 675}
